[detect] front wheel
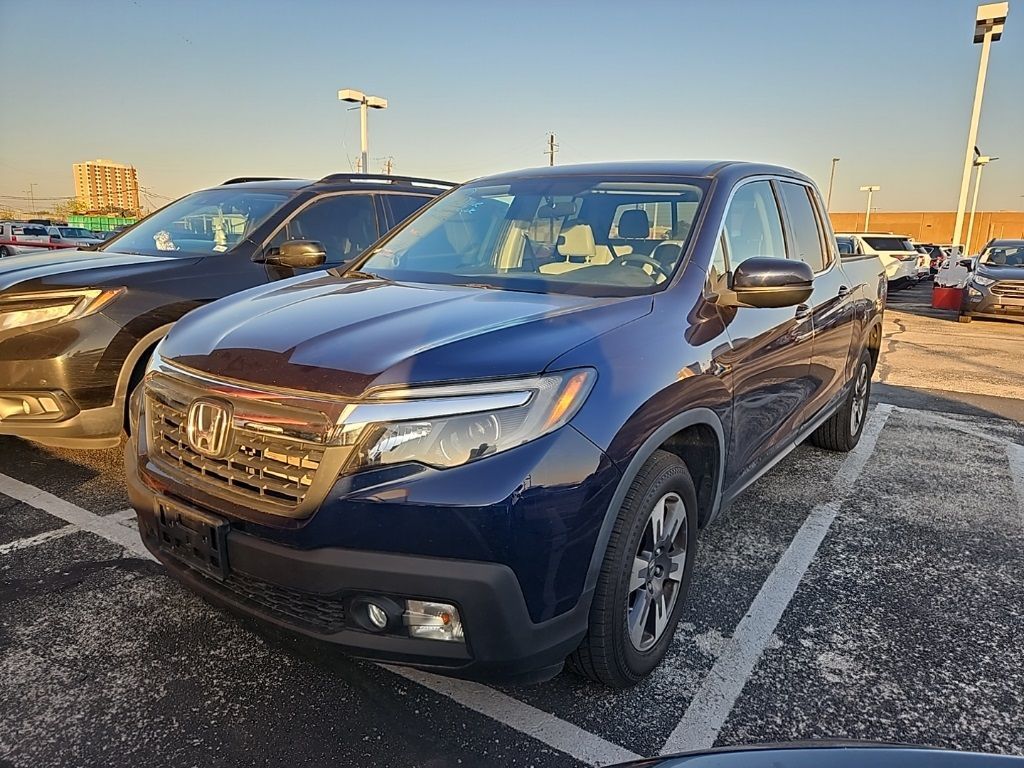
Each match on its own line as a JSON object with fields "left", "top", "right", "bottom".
{"left": 568, "top": 450, "right": 698, "bottom": 688}
{"left": 808, "top": 349, "right": 872, "bottom": 452}
{"left": 0, "top": 246, "right": 11, "bottom": 258}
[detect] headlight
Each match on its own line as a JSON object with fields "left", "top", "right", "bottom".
{"left": 971, "top": 275, "right": 995, "bottom": 287}
{"left": 336, "top": 369, "right": 596, "bottom": 472}
{"left": 0, "top": 288, "right": 125, "bottom": 333}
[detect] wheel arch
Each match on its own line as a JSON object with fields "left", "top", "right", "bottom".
{"left": 115, "top": 322, "right": 175, "bottom": 428}
{"left": 582, "top": 407, "right": 726, "bottom": 600}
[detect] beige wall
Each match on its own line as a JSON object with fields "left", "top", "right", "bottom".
{"left": 829, "top": 211, "right": 1024, "bottom": 254}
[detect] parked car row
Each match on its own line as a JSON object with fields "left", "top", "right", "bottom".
{"left": 834, "top": 232, "right": 927, "bottom": 289}
{"left": 0, "top": 164, "right": 886, "bottom": 687}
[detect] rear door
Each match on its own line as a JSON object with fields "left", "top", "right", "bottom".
{"left": 383, "top": 193, "right": 436, "bottom": 229}
{"left": 713, "top": 179, "right": 815, "bottom": 489}
{"left": 776, "top": 180, "right": 855, "bottom": 420}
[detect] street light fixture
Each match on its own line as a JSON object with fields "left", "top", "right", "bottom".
{"left": 965, "top": 153, "right": 998, "bottom": 254}
{"left": 859, "top": 185, "right": 880, "bottom": 231}
{"left": 826, "top": 157, "right": 840, "bottom": 211}
{"left": 338, "top": 88, "right": 389, "bottom": 174}
{"left": 950, "top": 2, "right": 1009, "bottom": 255}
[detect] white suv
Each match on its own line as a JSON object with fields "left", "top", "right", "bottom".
{"left": 834, "top": 233, "right": 920, "bottom": 288}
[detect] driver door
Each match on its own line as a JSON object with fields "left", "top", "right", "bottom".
{"left": 261, "top": 193, "right": 380, "bottom": 281}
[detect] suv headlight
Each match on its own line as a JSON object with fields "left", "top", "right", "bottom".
{"left": 0, "top": 288, "right": 125, "bottom": 333}
{"left": 336, "top": 369, "right": 596, "bottom": 472}
{"left": 971, "top": 275, "right": 995, "bottom": 287}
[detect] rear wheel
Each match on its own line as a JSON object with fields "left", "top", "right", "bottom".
{"left": 568, "top": 450, "right": 697, "bottom": 688}
{"left": 0, "top": 246, "right": 10, "bottom": 258}
{"left": 808, "top": 349, "right": 871, "bottom": 452}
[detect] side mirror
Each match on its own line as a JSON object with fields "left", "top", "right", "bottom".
{"left": 257, "top": 239, "right": 327, "bottom": 268}
{"left": 719, "top": 256, "right": 814, "bottom": 309}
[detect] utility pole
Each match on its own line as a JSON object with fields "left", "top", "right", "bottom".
{"left": 826, "top": 157, "right": 840, "bottom": 211}
{"left": 547, "top": 133, "right": 558, "bottom": 166}
{"left": 23, "top": 184, "right": 36, "bottom": 214}
{"left": 383, "top": 157, "right": 394, "bottom": 175}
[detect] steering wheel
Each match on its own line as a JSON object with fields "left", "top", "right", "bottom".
{"left": 617, "top": 253, "right": 669, "bottom": 281}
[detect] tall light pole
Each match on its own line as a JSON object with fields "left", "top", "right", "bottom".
{"left": 338, "top": 88, "right": 388, "bottom": 174}
{"left": 965, "top": 154, "right": 998, "bottom": 254}
{"left": 860, "top": 185, "right": 880, "bottom": 231}
{"left": 826, "top": 157, "right": 840, "bottom": 211}
{"left": 951, "top": 2, "right": 1008, "bottom": 255}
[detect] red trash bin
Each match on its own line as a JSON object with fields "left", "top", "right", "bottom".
{"left": 931, "top": 285, "right": 963, "bottom": 310}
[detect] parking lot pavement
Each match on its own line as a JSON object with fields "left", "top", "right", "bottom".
{"left": 2, "top": 297, "right": 1023, "bottom": 767}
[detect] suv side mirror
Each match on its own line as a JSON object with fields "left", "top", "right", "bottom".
{"left": 719, "top": 257, "right": 814, "bottom": 309}
{"left": 257, "top": 239, "right": 327, "bottom": 268}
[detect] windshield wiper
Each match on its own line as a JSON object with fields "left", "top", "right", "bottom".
{"left": 347, "top": 270, "right": 390, "bottom": 281}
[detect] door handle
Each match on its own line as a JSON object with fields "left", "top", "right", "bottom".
{"left": 795, "top": 304, "right": 812, "bottom": 319}
{"left": 837, "top": 285, "right": 851, "bottom": 298}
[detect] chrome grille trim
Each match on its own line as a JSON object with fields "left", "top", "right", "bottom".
{"left": 990, "top": 280, "right": 1024, "bottom": 299}
{"left": 143, "top": 364, "right": 354, "bottom": 518}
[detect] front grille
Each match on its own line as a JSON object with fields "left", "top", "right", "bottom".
{"left": 991, "top": 280, "right": 1024, "bottom": 299}
{"left": 215, "top": 569, "right": 347, "bottom": 634}
{"left": 143, "top": 371, "right": 344, "bottom": 516}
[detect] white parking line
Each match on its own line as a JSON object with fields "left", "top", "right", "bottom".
{"left": 385, "top": 666, "right": 641, "bottom": 767}
{"left": 1007, "top": 443, "right": 1024, "bottom": 521}
{"left": 0, "top": 472, "right": 153, "bottom": 560}
{"left": 0, "top": 525, "right": 79, "bottom": 555}
{"left": 660, "top": 404, "right": 893, "bottom": 754}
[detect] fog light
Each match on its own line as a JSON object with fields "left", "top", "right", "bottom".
{"left": 0, "top": 393, "right": 70, "bottom": 422}
{"left": 367, "top": 602, "right": 388, "bottom": 630}
{"left": 404, "top": 600, "right": 464, "bottom": 642}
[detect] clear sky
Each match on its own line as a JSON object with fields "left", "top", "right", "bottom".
{"left": 1, "top": 0, "right": 1021, "bottom": 212}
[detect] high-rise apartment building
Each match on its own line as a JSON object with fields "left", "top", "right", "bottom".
{"left": 72, "top": 159, "right": 140, "bottom": 213}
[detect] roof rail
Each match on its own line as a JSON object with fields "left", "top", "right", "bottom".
{"left": 221, "top": 176, "right": 298, "bottom": 185}
{"left": 316, "top": 173, "right": 455, "bottom": 189}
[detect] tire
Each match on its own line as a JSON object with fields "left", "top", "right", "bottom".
{"left": 0, "top": 246, "right": 10, "bottom": 258}
{"left": 568, "top": 450, "right": 698, "bottom": 688}
{"left": 958, "top": 313, "right": 972, "bottom": 323}
{"left": 808, "top": 349, "right": 872, "bottom": 452}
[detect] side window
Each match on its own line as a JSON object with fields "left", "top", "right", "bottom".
{"left": 722, "top": 181, "right": 786, "bottom": 266}
{"left": 386, "top": 194, "right": 434, "bottom": 226}
{"left": 778, "top": 182, "right": 826, "bottom": 272}
{"left": 268, "top": 194, "right": 379, "bottom": 265}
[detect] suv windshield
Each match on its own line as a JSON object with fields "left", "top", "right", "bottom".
{"left": 101, "top": 188, "right": 289, "bottom": 256}
{"left": 864, "top": 236, "right": 914, "bottom": 251}
{"left": 979, "top": 244, "right": 1024, "bottom": 267}
{"left": 353, "top": 176, "right": 707, "bottom": 297}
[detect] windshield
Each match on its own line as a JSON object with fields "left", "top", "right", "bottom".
{"left": 864, "top": 236, "right": 914, "bottom": 251}
{"left": 58, "top": 227, "right": 94, "bottom": 238}
{"left": 100, "top": 188, "right": 289, "bottom": 256}
{"left": 353, "top": 176, "right": 707, "bottom": 297}
{"left": 979, "top": 244, "right": 1024, "bottom": 267}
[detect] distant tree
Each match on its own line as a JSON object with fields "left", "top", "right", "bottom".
{"left": 0, "top": 206, "right": 20, "bottom": 220}
{"left": 51, "top": 198, "right": 90, "bottom": 219}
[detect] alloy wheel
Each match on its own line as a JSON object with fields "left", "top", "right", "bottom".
{"left": 626, "top": 492, "right": 688, "bottom": 652}
{"left": 850, "top": 361, "right": 870, "bottom": 436}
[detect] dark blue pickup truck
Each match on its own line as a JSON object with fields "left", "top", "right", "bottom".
{"left": 125, "top": 161, "right": 886, "bottom": 687}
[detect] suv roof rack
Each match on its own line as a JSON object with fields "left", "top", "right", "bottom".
{"left": 316, "top": 173, "right": 455, "bottom": 189}
{"left": 221, "top": 176, "right": 298, "bottom": 185}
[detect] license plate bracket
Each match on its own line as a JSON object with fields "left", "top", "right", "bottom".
{"left": 155, "top": 499, "right": 230, "bottom": 580}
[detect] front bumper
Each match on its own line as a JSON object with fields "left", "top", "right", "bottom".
{"left": 962, "top": 286, "right": 1024, "bottom": 322}
{"left": 126, "top": 451, "right": 591, "bottom": 683}
{"left": 0, "top": 313, "right": 127, "bottom": 447}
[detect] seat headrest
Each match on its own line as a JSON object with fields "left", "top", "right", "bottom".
{"left": 618, "top": 209, "right": 650, "bottom": 238}
{"left": 559, "top": 224, "right": 596, "bottom": 258}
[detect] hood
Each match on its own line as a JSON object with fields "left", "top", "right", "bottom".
{"left": 161, "top": 273, "right": 652, "bottom": 397}
{"left": 0, "top": 248, "right": 193, "bottom": 293}
{"left": 976, "top": 263, "right": 1024, "bottom": 280}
